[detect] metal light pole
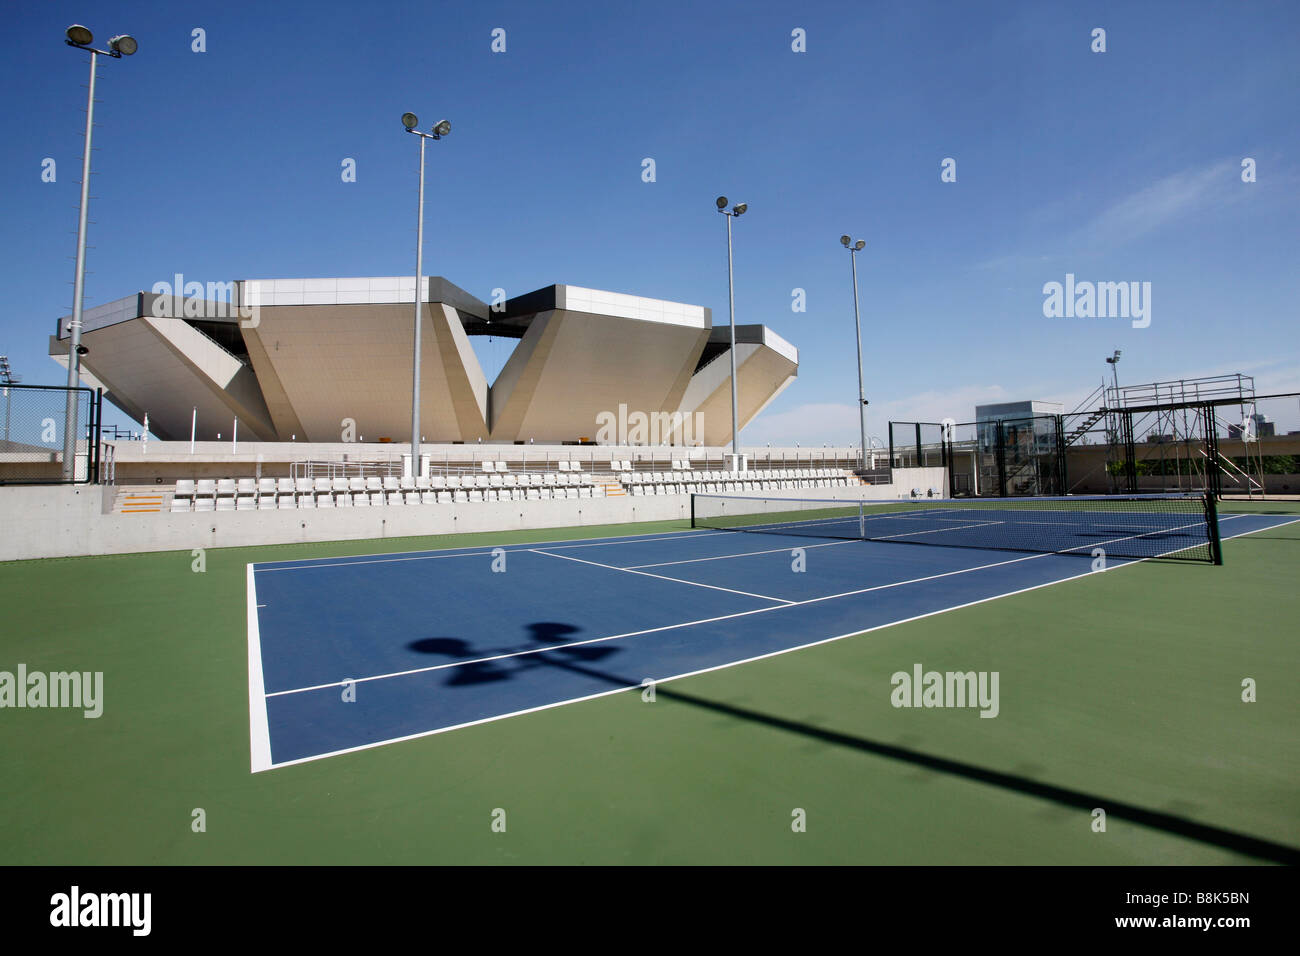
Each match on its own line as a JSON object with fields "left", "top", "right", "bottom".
{"left": 0, "top": 356, "right": 19, "bottom": 445}
{"left": 401, "top": 113, "right": 449, "bottom": 479}
{"left": 715, "top": 197, "right": 747, "bottom": 465}
{"left": 1105, "top": 349, "right": 1123, "bottom": 491}
{"left": 61, "top": 25, "right": 136, "bottom": 480}
{"left": 840, "top": 235, "right": 868, "bottom": 471}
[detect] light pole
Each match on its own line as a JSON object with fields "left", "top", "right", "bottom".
{"left": 1105, "top": 349, "right": 1123, "bottom": 489}
{"left": 715, "top": 196, "right": 747, "bottom": 466}
{"left": 61, "top": 25, "right": 136, "bottom": 480}
{"left": 1, "top": 356, "right": 19, "bottom": 445}
{"left": 840, "top": 235, "right": 868, "bottom": 471}
{"left": 1105, "top": 349, "right": 1122, "bottom": 399}
{"left": 401, "top": 112, "right": 450, "bottom": 478}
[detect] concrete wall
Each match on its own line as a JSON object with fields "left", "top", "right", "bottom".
{"left": 0, "top": 476, "right": 932, "bottom": 562}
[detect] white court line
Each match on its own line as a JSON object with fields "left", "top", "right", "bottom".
{"left": 246, "top": 563, "right": 273, "bottom": 773}
{"left": 254, "top": 532, "right": 1203, "bottom": 772}
{"left": 529, "top": 547, "right": 796, "bottom": 605}
{"left": 627, "top": 538, "right": 859, "bottom": 570}
{"left": 872, "top": 519, "right": 1005, "bottom": 540}
{"left": 266, "top": 548, "right": 1055, "bottom": 698}
{"left": 254, "top": 529, "right": 730, "bottom": 573}
{"left": 252, "top": 512, "right": 1296, "bottom": 769}
{"left": 266, "top": 514, "right": 1237, "bottom": 700}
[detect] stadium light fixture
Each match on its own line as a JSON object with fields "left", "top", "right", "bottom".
{"left": 61, "top": 24, "right": 136, "bottom": 479}
{"left": 716, "top": 197, "right": 750, "bottom": 462}
{"left": 402, "top": 111, "right": 452, "bottom": 477}
{"left": 840, "top": 234, "right": 869, "bottom": 472}
{"left": 1, "top": 355, "right": 21, "bottom": 445}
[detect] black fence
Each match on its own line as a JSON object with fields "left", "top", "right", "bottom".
{"left": 0, "top": 384, "right": 102, "bottom": 485}
{"left": 890, "top": 391, "right": 1299, "bottom": 499}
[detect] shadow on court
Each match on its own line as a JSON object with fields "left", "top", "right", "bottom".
{"left": 408, "top": 622, "right": 1300, "bottom": 865}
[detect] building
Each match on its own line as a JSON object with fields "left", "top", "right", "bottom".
{"left": 973, "top": 400, "right": 1063, "bottom": 454}
{"left": 1228, "top": 413, "right": 1274, "bottom": 439}
{"left": 48, "top": 277, "right": 798, "bottom": 447}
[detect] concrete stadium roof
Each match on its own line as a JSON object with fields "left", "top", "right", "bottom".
{"left": 50, "top": 276, "right": 795, "bottom": 444}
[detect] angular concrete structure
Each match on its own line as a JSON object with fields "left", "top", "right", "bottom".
{"left": 50, "top": 277, "right": 798, "bottom": 445}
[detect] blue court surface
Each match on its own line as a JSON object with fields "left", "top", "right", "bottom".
{"left": 245, "top": 510, "right": 1296, "bottom": 771}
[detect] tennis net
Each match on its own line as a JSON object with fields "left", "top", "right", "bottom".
{"left": 691, "top": 493, "right": 1222, "bottom": 563}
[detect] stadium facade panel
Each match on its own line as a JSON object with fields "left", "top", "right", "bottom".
{"left": 50, "top": 277, "right": 798, "bottom": 444}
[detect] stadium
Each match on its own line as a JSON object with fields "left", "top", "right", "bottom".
{"left": 2, "top": 6, "right": 1298, "bottom": 906}
{"left": 43, "top": 276, "right": 799, "bottom": 447}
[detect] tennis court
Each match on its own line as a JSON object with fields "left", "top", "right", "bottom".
{"left": 248, "top": 495, "right": 1294, "bottom": 771}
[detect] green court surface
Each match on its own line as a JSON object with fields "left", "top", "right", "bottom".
{"left": 1, "top": 502, "right": 1297, "bottom": 865}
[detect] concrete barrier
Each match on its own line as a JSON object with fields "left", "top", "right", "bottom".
{"left": 0, "top": 475, "right": 941, "bottom": 562}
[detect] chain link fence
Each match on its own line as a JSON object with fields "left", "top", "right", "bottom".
{"left": 0, "top": 385, "right": 101, "bottom": 484}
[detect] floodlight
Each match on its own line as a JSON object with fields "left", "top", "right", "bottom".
{"left": 854, "top": 240, "right": 865, "bottom": 251}
{"left": 401, "top": 112, "right": 419, "bottom": 130}
{"left": 66, "top": 25, "right": 93, "bottom": 46}
{"left": 716, "top": 196, "right": 728, "bottom": 210}
{"left": 840, "top": 235, "right": 850, "bottom": 247}
{"left": 432, "top": 119, "right": 450, "bottom": 136}
{"left": 108, "top": 34, "right": 137, "bottom": 55}
{"left": 733, "top": 202, "right": 747, "bottom": 215}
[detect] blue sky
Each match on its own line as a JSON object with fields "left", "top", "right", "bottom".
{"left": 2, "top": 0, "right": 1297, "bottom": 442}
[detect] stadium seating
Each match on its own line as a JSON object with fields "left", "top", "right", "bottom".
{"left": 158, "top": 459, "right": 860, "bottom": 515}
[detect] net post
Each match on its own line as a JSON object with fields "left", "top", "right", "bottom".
{"left": 690, "top": 493, "right": 696, "bottom": 528}
{"left": 1204, "top": 490, "right": 1223, "bottom": 565}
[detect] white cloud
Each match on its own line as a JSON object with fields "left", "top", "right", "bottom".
{"left": 1072, "top": 159, "right": 1240, "bottom": 250}
{"left": 744, "top": 384, "right": 1016, "bottom": 446}
{"left": 973, "top": 158, "right": 1247, "bottom": 270}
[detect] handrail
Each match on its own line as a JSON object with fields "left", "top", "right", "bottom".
{"left": 1196, "top": 448, "right": 1263, "bottom": 491}
{"left": 1068, "top": 381, "right": 1107, "bottom": 416}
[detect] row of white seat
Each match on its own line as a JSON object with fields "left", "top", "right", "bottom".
{"left": 628, "top": 479, "right": 847, "bottom": 496}
{"left": 620, "top": 468, "right": 852, "bottom": 484}
{"left": 175, "top": 474, "right": 600, "bottom": 498}
{"left": 169, "top": 486, "right": 610, "bottom": 512}
{"left": 476, "top": 460, "right": 590, "bottom": 473}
